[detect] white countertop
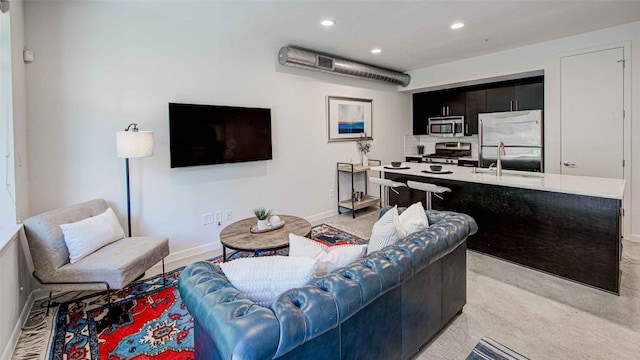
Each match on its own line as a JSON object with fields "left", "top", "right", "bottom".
{"left": 372, "top": 163, "right": 625, "bottom": 200}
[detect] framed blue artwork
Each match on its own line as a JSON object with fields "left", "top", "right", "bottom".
{"left": 327, "top": 96, "right": 373, "bottom": 142}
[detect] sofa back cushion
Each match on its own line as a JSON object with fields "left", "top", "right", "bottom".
{"left": 398, "top": 202, "right": 430, "bottom": 235}
{"left": 289, "top": 234, "right": 366, "bottom": 275}
{"left": 219, "top": 256, "right": 317, "bottom": 307}
{"left": 367, "top": 206, "right": 405, "bottom": 254}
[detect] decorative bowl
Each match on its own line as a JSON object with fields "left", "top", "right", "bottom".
{"left": 430, "top": 165, "right": 443, "bottom": 172}
{"left": 391, "top": 161, "right": 402, "bottom": 167}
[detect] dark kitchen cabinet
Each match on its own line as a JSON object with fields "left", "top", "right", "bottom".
{"left": 486, "top": 77, "right": 544, "bottom": 112}
{"left": 413, "top": 89, "right": 466, "bottom": 135}
{"left": 385, "top": 172, "right": 621, "bottom": 294}
{"left": 412, "top": 75, "right": 543, "bottom": 136}
{"left": 428, "top": 89, "right": 466, "bottom": 117}
{"left": 464, "top": 89, "right": 485, "bottom": 135}
{"left": 485, "top": 84, "right": 514, "bottom": 112}
{"left": 412, "top": 92, "right": 429, "bottom": 135}
{"left": 514, "top": 81, "right": 544, "bottom": 110}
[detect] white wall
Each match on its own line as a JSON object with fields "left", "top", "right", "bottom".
{"left": 406, "top": 21, "right": 640, "bottom": 241}
{"left": 23, "top": 1, "right": 410, "bottom": 259}
{"left": 1, "top": 1, "right": 34, "bottom": 358}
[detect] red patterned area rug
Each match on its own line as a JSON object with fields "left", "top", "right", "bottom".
{"left": 47, "top": 224, "right": 366, "bottom": 360}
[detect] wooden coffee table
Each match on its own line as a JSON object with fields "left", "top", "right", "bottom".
{"left": 219, "top": 215, "right": 312, "bottom": 262}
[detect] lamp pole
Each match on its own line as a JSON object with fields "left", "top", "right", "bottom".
{"left": 116, "top": 123, "right": 154, "bottom": 238}
{"left": 125, "top": 157, "right": 132, "bottom": 237}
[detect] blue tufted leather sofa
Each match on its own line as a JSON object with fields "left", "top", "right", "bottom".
{"left": 178, "top": 210, "right": 477, "bottom": 360}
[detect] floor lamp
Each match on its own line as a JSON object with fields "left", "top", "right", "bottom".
{"left": 116, "top": 123, "right": 154, "bottom": 237}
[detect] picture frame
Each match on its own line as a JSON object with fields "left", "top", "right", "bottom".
{"left": 326, "top": 96, "right": 373, "bottom": 142}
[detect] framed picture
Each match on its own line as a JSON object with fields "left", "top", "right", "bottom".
{"left": 327, "top": 96, "right": 373, "bottom": 142}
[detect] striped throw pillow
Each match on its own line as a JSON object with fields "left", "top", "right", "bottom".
{"left": 367, "top": 206, "right": 405, "bottom": 254}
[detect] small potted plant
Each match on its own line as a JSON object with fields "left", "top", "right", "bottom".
{"left": 356, "top": 133, "right": 372, "bottom": 166}
{"left": 252, "top": 207, "right": 273, "bottom": 230}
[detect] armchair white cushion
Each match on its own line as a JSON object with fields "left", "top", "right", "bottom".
{"left": 60, "top": 207, "right": 125, "bottom": 263}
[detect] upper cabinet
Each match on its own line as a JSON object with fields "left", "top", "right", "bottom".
{"left": 465, "top": 89, "right": 486, "bottom": 135}
{"left": 428, "top": 89, "right": 466, "bottom": 117}
{"left": 412, "top": 92, "right": 429, "bottom": 135}
{"left": 514, "top": 81, "right": 544, "bottom": 110}
{"left": 412, "top": 75, "right": 544, "bottom": 136}
{"left": 486, "top": 77, "right": 544, "bottom": 112}
{"left": 413, "top": 89, "right": 466, "bottom": 135}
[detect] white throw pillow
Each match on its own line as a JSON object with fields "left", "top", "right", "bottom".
{"left": 289, "top": 233, "right": 367, "bottom": 276}
{"left": 60, "top": 207, "right": 126, "bottom": 263}
{"left": 219, "top": 256, "right": 317, "bottom": 307}
{"left": 367, "top": 206, "right": 406, "bottom": 254}
{"left": 399, "top": 202, "right": 430, "bottom": 235}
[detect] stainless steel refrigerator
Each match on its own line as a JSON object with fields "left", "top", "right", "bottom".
{"left": 479, "top": 110, "right": 543, "bottom": 172}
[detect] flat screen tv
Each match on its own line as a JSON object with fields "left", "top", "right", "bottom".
{"left": 169, "top": 102, "right": 272, "bottom": 168}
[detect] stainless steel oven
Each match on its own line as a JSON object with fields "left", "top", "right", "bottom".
{"left": 427, "top": 116, "right": 465, "bottom": 137}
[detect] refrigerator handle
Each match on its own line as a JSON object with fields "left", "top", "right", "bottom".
{"left": 510, "top": 101, "right": 513, "bottom": 111}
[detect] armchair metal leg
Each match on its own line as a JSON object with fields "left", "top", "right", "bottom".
{"left": 34, "top": 271, "right": 112, "bottom": 316}
{"left": 162, "top": 259, "right": 166, "bottom": 287}
{"left": 46, "top": 292, "right": 53, "bottom": 317}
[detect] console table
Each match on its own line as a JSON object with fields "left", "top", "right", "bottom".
{"left": 337, "top": 160, "right": 382, "bottom": 218}
{"left": 219, "top": 215, "right": 312, "bottom": 262}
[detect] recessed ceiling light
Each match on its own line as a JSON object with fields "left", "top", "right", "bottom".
{"left": 451, "top": 22, "right": 465, "bottom": 30}
{"left": 321, "top": 19, "right": 335, "bottom": 27}
{"left": 371, "top": 48, "right": 382, "bottom": 54}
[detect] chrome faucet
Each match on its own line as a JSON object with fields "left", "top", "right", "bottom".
{"left": 496, "top": 141, "right": 506, "bottom": 176}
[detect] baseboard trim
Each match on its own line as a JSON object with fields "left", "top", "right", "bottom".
{"left": 149, "top": 209, "right": 341, "bottom": 270}
{"left": 627, "top": 234, "right": 640, "bottom": 243}
{"left": 151, "top": 241, "right": 222, "bottom": 271}
{"left": 307, "top": 209, "right": 339, "bottom": 225}
{"left": 1, "top": 292, "right": 34, "bottom": 360}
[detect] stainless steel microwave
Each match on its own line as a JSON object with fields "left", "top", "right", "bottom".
{"left": 428, "top": 116, "right": 465, "bottom": 137}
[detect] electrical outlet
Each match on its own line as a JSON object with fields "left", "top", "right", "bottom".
{"left": 202, "top": 213, "right": 214, "bottom": 225}
{"left": 225, "top": 210, "right": 232, "bottom": 220}
{"left": 329, "top": 189, "right": 334, "bottom": 198}
{"left": 214, "top": 212, "right": 222, "bottom": 224}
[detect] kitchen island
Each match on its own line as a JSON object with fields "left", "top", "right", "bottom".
{"left": 372, "top": 163, "right": 625, "bottom": 294}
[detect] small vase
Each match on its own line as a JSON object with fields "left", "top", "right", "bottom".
{"left": 362, "top": 154, "right": 369, "bottom": 166}
{"left": 257, "top": 219, "right": 269, "bottom": 230}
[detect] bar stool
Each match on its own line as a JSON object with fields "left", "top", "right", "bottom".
{"left": 369, "top": 177, "right": 406, "bottom": 206}
{"left": 406, "top": 181, "right": 451, "bottom": 210}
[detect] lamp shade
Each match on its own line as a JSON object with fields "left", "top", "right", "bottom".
{"left": 116, "top": 130, "right": 154, "bottom": 158}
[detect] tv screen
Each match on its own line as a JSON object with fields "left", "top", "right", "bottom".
{"left": 169, "top": 103, "right": 272, "bottom": 168}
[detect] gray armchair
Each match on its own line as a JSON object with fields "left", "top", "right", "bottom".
{"left": 22, "top": 199, "right": 170, "bottom": 314}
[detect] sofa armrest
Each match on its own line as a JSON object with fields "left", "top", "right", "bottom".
{"left": 178, "top": 261, "right": 280, "bottom": 360}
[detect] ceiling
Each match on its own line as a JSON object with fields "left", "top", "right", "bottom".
{"left": 243, "top": 0, "right": 640, "bottom": 72}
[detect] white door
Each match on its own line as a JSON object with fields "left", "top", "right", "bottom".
{"left": 560, "top": 47, "right": 624, "bottom": 178}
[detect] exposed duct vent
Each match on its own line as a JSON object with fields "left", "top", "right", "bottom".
{"left": 278, "top": 45, "right": 410, "bottom": 87}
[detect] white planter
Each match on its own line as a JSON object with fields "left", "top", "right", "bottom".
{"left": 257, "top": 219, "right": 269, "bottom": 230}
{"left": 362, "top": 154, "right": 369, "bottom": 166}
